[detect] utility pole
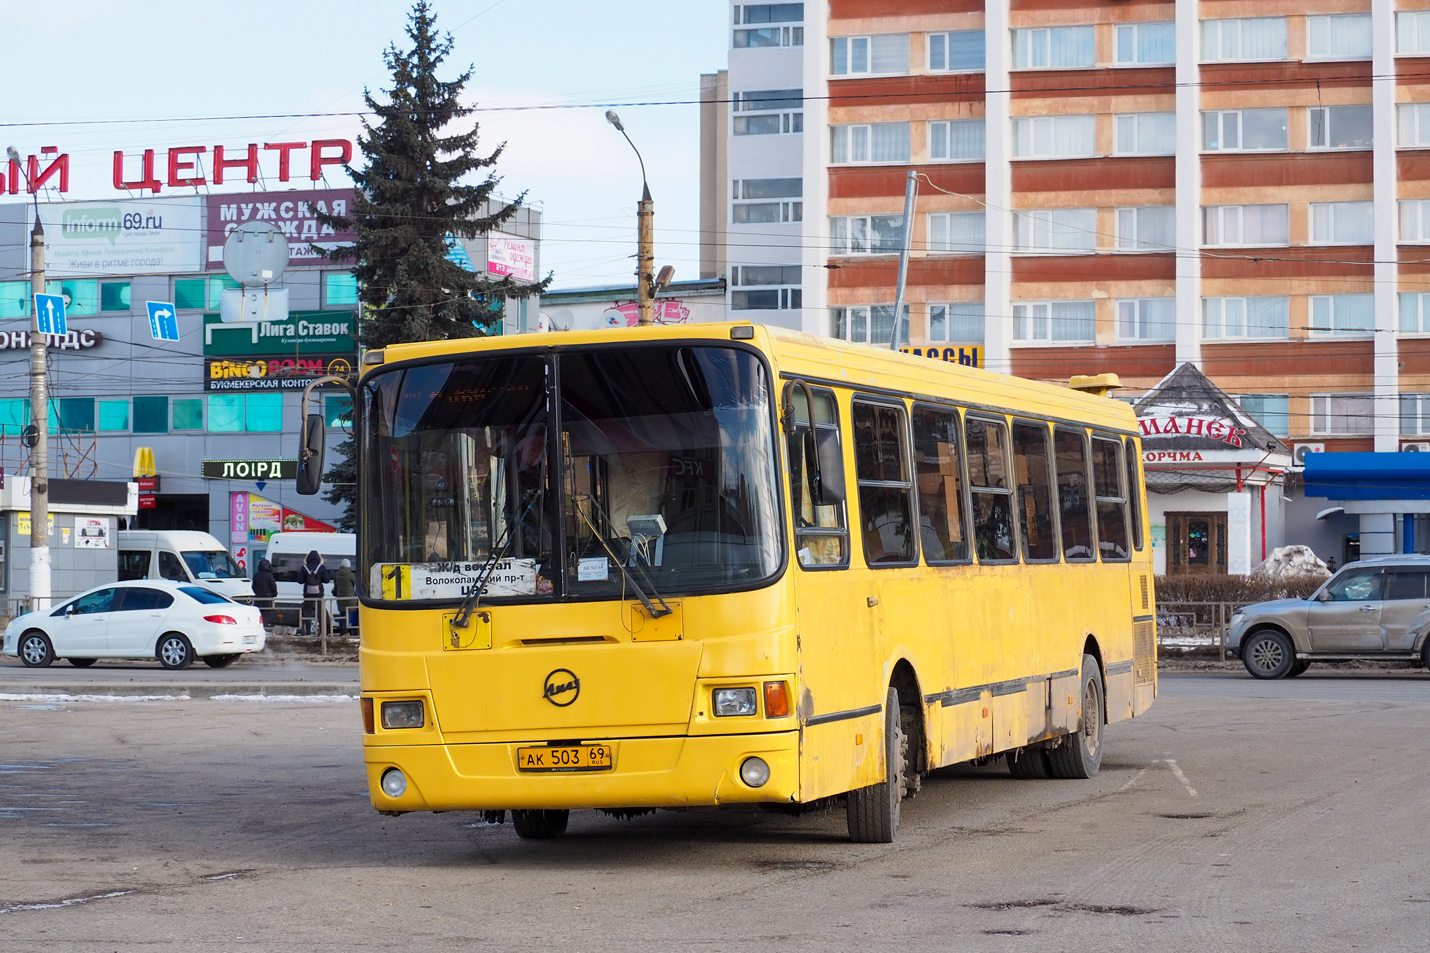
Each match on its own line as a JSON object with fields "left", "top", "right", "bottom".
{"left": 10, "top": 146, "right": 51, "bottom": 611}
{"left": 888, "top": 170, "right": 918, "bottom": 351}
{"left": 636, "top": 184, "right": 655, "bottom": 326}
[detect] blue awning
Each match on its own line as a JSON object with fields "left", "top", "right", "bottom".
{"left": 1303, "top": 452, "right": 1430, "bottom": 500}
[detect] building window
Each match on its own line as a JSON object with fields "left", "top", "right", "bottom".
{"left": 173, "top": 398, "right": 204, "bottom": 431}
{"left": 325, "top": 395, "right": 353, "bottom": 429}
{"left": 1012, "top": 26, "right": 1094, "bottom": 69}
{"left": 1310, "top": 202, "right": 1374, "bottom": 245}
{"left": 1399, "top": 200, "right": 1430, "bottom": 243}
{"left": 133, "top": 396, "right": 169, "bottom": 435}
{"left": 1014, "top": 300, "right": 1095, "bottom": 343}
{"left": 208, "top": 395, "right": 244, "bottom": 433}
{"left": 830, "top": 123, "right": 910, "bottom": 164}
{"left": 928, "top": 119, "right": 985, "bottom": 161}
{"left": 733, "top": 178, "right": 802, "bottom": 224}
{"left": 1311, "top": 394, "right": 1374, "bottom": 435}
{"left": 1014, "top": 208, "right": 1096, "bottom": 254}
{"left": 100, "top": 281, "right": 132, "bottom": 312}
{"left": 928, "top": 302, "right": 984, "bottom": 342}
{"left": 1400, "top": 292, "right": 1430, "bottom": 333}
{"left": 733, "top": 89, "right": 803, "bottom": 135}
{"left": 1012, "top": 115, "right": 1095, "bottom": 159}
{"left": 831, "top": 34, "right": 909, "bottom": 76}
{"left": 1309, "top": 294, "right": 1374, "bottom": 336}
{"left": 46, "top": 279, "right": 98, "bottom": 316}
{"left": 1307, "top": 14, "right": 1372, "bottom": 61}
{"left": 1400, "top": 394, "right": 1430, "bottom": 435}
{"left": 174, "top": 278, "right": 206, "bottom": 311}
{"left": 1114, "top": 22, "right": 1174, "bottom": 66}
{"left": 1398, "top": 11, "right": 1430, "bottom": 55}
{"left": 731, "top": 264, "right": 800, "bottom": 311}
{"left": 1115, "top": 206, "right": 1175, "bottom": 251}
{"left": 0, "top": 281, "right": 28, "bottom": 318}
{"left": 1201, "top": 18, "right": 1287, "bottom": 62}
{"left": 832, "top": 305, "right": 909, "bottom": 345}
{"left": 1202, "top": 109, "right": 1288, "bottom": 151}
{"left": 1238, "top": 395, "right": 1290, "bottom": 436}
{"left": 1398, "top": 103, "right": 1430, "bottom": 147}
{"left": 48, "top": 398, "right": 95, "bottom": 433}
{"left": 830, "top": 214, "right": 903, "bottom": 255}
{"left": 927, "top": 212, "right": 984, "bottom": 254}
{"left": 1116, "top": 298, "right": 1175, "bottom": 342}
{"left": 98, "top": 400, "right": 129, "bottom": 432}
{"left": 927, "top": 31, "right": 985, "bottom": 72}
{"left": 1114, "top": 112, "right": 1175, "bottom": 156}
{"left": 1308, "top": 105, "right": 1373, "bottom": 150}
{"left": 733, "top": 3, "right": 803, "bottom": 48}
{"left": 207, "top": 276, "right": 241, "bottom": 310}
{"left": 1203, "top": 205, "right": 1289, "bottom": 247}
{"left": 323, "top": 273, "right": 358, "bottom": 307}
{"left": 0, "top": 398, "right": 24, "bottom": 436}
{"left": 208, "top": 394, "right": 284, "bottom": 433}
{"left": 1202, "top": 296, "right": 1291, "bottom": 339}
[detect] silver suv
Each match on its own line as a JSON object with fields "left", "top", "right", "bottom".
{"left": 1227, "top": 555, "right": 1430, "bottom": 679}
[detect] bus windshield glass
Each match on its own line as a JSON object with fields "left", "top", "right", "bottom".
{"left": 361, "top": 345, "right": 781, "bottom": 603}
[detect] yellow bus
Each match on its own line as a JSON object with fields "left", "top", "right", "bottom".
{"left": 298, "top": 322, "right": 1156, "bottom": 842}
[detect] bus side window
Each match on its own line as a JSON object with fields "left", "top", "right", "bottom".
{"left": 1012, "top": 421, "right": 1058, "bottom": 563}
{"left": 966, "top": 416, "right": 1017, "bottom": 562}
{"left": 1054, "top": 429, "right": 1096, "bottom": 562}
{"left": 851, "top": 399, "right": 917, "bottom": 566}
{"left": 787, "top": 385, "right": 848, "bottom": 568}
{"left": 1092, "top": 435, "right": 1130, "bottom": 560}
{"left": 911, "top": 404, "right": 970, "bottom": 563}
{"left": 1125, "top": 437, "right": 1145, "bottom": 551}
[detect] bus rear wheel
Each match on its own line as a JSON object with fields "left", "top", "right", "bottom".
{"left": 1007, "top": 747, "right": 1052, "bottom": 778}
{"left": 1047, "top": 654, "right": 1104, "bottom": 780}
{"left": 846, "top": 686, "right": 907, "bottom": 843}
{"left": 511, "top": 809, "right": 569, "bottom": 839}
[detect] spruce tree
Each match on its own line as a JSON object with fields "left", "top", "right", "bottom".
{"left": 318, "top": 0, "right": 546, "bottom": 529}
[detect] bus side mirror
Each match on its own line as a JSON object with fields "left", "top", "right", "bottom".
{"left": 809, "top": 429, "right": 846, "bottom": 507}
{"left": 296, "top": 413, "right": 326, "bottom": 496}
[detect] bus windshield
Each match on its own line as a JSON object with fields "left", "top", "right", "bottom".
{"left": 361, "top": 345, "right": 781, "bottom": 603}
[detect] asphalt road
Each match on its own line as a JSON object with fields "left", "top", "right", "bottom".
{"left": 1, "top": 672, "right": 1427, "bottom": 952}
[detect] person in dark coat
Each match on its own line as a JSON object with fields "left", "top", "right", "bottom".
{"left": 332, "top": 558, "right": 357, "bottom": 635}
{"left": 252, "top": 557, "right": 278, "bottom": 609}
{"left": 298, "top": 550, "right": 332, "bottom": 635}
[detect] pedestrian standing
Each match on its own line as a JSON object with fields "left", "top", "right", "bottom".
{"left": 298, "top": 550, "right": 332, "bottom": 636}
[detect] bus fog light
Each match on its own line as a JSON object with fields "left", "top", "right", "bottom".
{"left": 714, "top": 688, "right": 757, "bottom": 716}
{"left": 380, "top": 768, "right": 407, "bottom": 798}
{"left": 381, "top": 700, "right": 425, "bottom": 729}
{"left": 740, "top": 757, "right": 770, "bottom": 787}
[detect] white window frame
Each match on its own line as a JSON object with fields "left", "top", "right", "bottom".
{"left": 830, "top": 34, "right": 909, "bottom": 77}
{"left": 1306, "top": 14, "right": 1373, "bottom": 62}
{"left": 1401, "top": 393, "right": 1430, "bottom": 435}
{"left": 927, "top": 30, "right": 985, "bottom": 73}
{"left": 1012, "top": 26, "right": 1095, "bottom": 70}
{"left": 1309, "top": 294, "right": 1375, "bottom": 337}
{"left": 1011, "top": 115, "right": 1096, "bottom": 159}
{"left": 1114, "top": 22, "right": 1175, "bottom": 67}
{"left": 730, "top": 264, "right": 801, "bottom": 311}
{"left": 1202, "top": 108, "right": 1288, "bottom": 153}
{"left": 731, "top": 178, "right": 803, "bottom": 225}
{"left": 829, "top": 214, "right": 905, "bottom": 255}
{"left": 1012, "top": 300, "right": 1096, "bottom": 344}
{"left": 1200, "top": 18, "right": 1288, "bottom": 63}
{"left": 1202, "top": 204, "right": 1290, "bottom": 247}
{"left": 1014, "top": 208, "right": 1097, "bottom": 254}
{"left": 830, "top": 122, "right": 911, "bottom": 165}
{"left": 832, "top": 305, "right": 909, "bottom": 346}
{"left": 926, "top": 211, "right": 985, "bottom": 254}
{"left": 927, "top": 119, "right": 985, "bottom": 162}
{"left": 1400, "top": 291, "right": 1430, "bottom": 333}
{"left": 1307, "top": 105, "right": 1373, "bottom": 151}
{"left": 1115, "top": 298, "right": 1175, "bottom": 342}
{"left": 1398, "top": 11, "right": 1430, "bottom": 56}
{"left": 1115, "top": 206, "right": 1175, "bottom": 252}
{"left": 1400, "top": 104, "right": 1430, "bottom": 148}
{"left": 1310, "top": 393, "right": 1374, "bottom": 436}
{"left": 732, "top": 5, "right": 804, "bottom": 49}
{"left": 1202, "top": 296, "right": 1291, "bottom": 340}
{"left": 1114, "top": 112, "right": 1176, "bottom": 156}
{"left": 1404, "top": 200, "right": 1430, "bottom": 243}
{"left": 732, "top": 89, "right": 803, "bottom": 137}
{"left": 928, "top": 302, "right": 985, "bottom": 343}
{"left": 1309, "top": 202, "right": 1374, "bottom": 246}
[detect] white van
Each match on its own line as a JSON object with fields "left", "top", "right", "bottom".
{"left": 263, "top": 532, "right": 356, "bottom": 606}
{"left": 117, "top": 530, "right": 255, "bottom": 603}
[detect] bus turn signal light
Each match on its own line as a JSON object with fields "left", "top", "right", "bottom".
{"left": 763, "top": 681, "right": 790, "bottom": 718}
{"left": 361, "top": 697, "right": 375, "bottom": 734}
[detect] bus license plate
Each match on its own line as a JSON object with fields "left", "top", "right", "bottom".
{"left": 516, "top": 744, "right": 612, "bottom": 772}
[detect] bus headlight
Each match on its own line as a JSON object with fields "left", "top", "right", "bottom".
{"left": 380, "top": 768, "right": 407, "bottom": 798}
{"left": 740, "top": 757, "right": 770, "bottom": 787}
{"left": 381, "top": 700, "right": 425, "bottom": 729}
{"left": 713, "top": 688, "right": 757, "bottom": 717}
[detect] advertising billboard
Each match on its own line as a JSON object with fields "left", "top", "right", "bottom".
{"left": 202, "top": 311, "right": 356, "bottom": 357}
{"left": 487, "top": 234, "right": 535, "bottom": 281}
{"left": 33, "top": 198, "right": 203, "bottom": 276}
{"left": 205, "top": 189, "right": 358, "bottom": 265}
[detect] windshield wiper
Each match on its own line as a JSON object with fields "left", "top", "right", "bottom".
{"left": 573, "top": 496, "right": 672, "bottom": 619}
{"left": 450, "top": 488, "right": 543, "bottom": 632}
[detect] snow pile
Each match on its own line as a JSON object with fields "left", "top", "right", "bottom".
{"left": 1256, "top": 545, "right": 1331, "bottom": 580}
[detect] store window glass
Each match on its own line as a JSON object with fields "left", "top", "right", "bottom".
{"left": 174, "top": 279, "right": 207, "bottom": 311}
{"left": 325, "top": 395, "right": 353, "bottom": 428}
{"left": 100, "top": 281, "right": 132, "bottom": 312}
{"left": 324, "top": 272, "right": 359, "bottom": 306}
{"left": 47, "top": 279, "right": 98, "bottom": 316}
{"left": 208, "top": 395, "right": 244, "bottom": 433}
{"left": 133, "top": 396, "right": 170, "bottom": 434}
{"left": 207, "top": 275, "right": 241, "bottom": 310}
{"left": 48, "top": 398, "right": 95, "bottom": 432}
{"left": 245, "top": 393, "right": 284, "bottom": 432}
{"left": 0, "top": 281, "right": 29, "bottom": 318}
{"left": 99, "top": 400, "right": 129, "bottom": 432}
{"left": 173, "top": 399, "right": 204, "bottom": 431}
{"left": 0, "top": 398, "right": 27, "bottom": 433}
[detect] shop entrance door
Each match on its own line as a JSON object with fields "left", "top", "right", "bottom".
{"left": 1168, "top": 512, "right": 1228, "bottom": 575}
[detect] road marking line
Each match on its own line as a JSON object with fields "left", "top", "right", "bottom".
{"left": 1159, "top": 758, "right": 1199, "bottom": 797}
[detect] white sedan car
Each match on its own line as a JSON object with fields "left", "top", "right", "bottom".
{"left": 2, "top": 580, "right": 266, "bottom": 670}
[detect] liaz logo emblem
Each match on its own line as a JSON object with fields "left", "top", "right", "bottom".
{"left": 543, "top": 669, "right": 580, "bottom": 707}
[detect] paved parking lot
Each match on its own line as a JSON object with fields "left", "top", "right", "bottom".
{"left": 1, "top": 671, "right": 1427, "bottom": 952}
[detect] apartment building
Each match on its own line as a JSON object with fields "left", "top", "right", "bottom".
{"left": 701, "top": 0, "right": 1430, "bottom": 569}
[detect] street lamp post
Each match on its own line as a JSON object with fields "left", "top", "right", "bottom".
{"left": 606, "top": 111, "right": 655, "bottom": 326}
{"left": 7, "top": 146, "right": 50, "bottom": 611}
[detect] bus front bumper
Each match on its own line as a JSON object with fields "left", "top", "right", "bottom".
{"left": 365, "top": 731, "right": 800, "bottom": 812}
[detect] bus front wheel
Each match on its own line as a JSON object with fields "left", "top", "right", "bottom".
{"left": 511, "top": 809, "right": 569, "bottom": 839}
{"left": 1048, "top": 654, "right": 1104, "bottom": 780}
{"left": 846, "top": 686, "right": 907, "bottom": 843}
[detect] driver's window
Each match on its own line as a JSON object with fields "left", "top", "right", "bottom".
{"left": 787, "top": 385, "right": 848, "bottom": 569}
{"left": 1327, "top": 570, "right": 1382, "bottom": 602}
{"left": 158, "top": 551, "right": 188, "bottom": 581}
{"left": 72, "top": 588, "right": 119, "bottom": 614}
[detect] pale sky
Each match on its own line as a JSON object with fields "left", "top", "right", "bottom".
{"left": 5, "top": 0, "right": 728, "bottom": 289}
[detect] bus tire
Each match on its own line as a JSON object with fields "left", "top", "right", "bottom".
{"left": 511, "top": 809, "right": 569, "bottom": 839}
{"left": 1048, "top": 654, "right": 1104, "bottom": 780}
{"left": 1006, "top": 747, "right": 1052, "bottom": 779}
{"left": 846, "top": 686, "right": 906, "bottom": 843}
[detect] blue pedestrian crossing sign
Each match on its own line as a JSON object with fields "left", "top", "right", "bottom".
{"left": 34, "top": 293, "right": 66, "bottom": 335}
{"left": 147, "top": 301, "right": 180, "bottom": 342}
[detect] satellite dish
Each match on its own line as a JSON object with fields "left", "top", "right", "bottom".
{"left": 223, "top": 221, "right": 290, "bottom": 287}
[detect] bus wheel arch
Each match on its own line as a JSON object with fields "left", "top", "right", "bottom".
{"left": 889, "top": 659, "right": 926, "bottom": 795}
{"left": 1082, "top": 635, "right": 1106, "bottom": 720}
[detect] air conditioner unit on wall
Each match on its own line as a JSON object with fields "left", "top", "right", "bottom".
{"left": 1402, "top": 442, "right": 1430, "bottom": 452}
{"left": 1292, "top": 443, "right": 1325, "bottom": 468}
